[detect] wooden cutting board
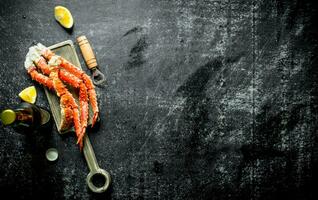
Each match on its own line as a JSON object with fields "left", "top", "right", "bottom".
{"left": 45, "top": 40, "right": 93, "bottom": 134}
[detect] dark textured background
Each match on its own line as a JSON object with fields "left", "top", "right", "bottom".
{"left": 1, "top": 0, "right": 318, "bottom": 199}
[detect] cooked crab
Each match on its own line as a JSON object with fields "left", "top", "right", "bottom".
{"left": 24, "top": 43, "right": 99, "bottom": 149}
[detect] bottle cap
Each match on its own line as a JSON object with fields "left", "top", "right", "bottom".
{"left": 46, "top": 148, "right": 59, "bottom": 162}
{"left": 0, "top": 109, "right": 16, "bottom": 125}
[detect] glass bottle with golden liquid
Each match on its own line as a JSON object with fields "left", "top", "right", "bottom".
{"left": 0, "top": 102, "right": 51, "bottom": 134}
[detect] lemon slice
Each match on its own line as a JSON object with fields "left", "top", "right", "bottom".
{"left": 0, "top": 109, "right": 16, "bottom": 125}
{"left": 19, "top": 86, "right": 37, "bottom": 104}
{"left": 54, "top": 6, "right": 74, "bottom": 29}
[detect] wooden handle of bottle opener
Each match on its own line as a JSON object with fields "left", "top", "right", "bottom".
{"left": 77, "top": 35, "right": 98, "bottom": 69}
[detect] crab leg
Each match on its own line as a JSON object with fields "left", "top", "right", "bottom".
{"left": 59, "top": 59, "right": 99, "bottom": 127}
{"left": 59, "top": 67, "right": 89, "bottom": 143}
{"left": 35, "top": 56, "right": 51, "bottom": 75}
{"left": 58, "top": 69, "right": 89, "bottom": 142}
{"left": 35, "top": 43, "right": 99, "bottom": 127}
{"left": 27, "top": 65, "right": 54, "bottom": 90}
{"left": 48, "top": 63, "right": 83, "bottom": 149}
{"left": 25, "top": 51, "right": 54, "bottom": 89}
{"left": 79, "top": 82, "right": 88, "bottom": 143}
{"left": 33, "top": 53, "right": 89, "bottom": 144}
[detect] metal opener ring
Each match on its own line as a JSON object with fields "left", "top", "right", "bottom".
{"left": 92, "top": 67, "right": 106, "bottom": 86}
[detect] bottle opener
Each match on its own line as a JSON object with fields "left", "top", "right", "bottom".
{"left": 77, "top": 35, "right": 106, "bottom": 86}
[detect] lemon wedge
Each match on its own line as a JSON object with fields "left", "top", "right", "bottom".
{"left": 19, "top": 86, "right": 37, "bottom": 104}
{"left": 54, "top": 6, "right": 74, "bottom": 29}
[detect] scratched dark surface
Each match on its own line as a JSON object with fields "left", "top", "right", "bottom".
{"left": 1, "top": 0, "right": 318, "bottom": 199}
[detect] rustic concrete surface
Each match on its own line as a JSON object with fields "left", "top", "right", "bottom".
{"left": 0, "top": 0, "right": 318, "bottom": 199}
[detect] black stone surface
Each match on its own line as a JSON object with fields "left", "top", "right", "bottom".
{"left": 1, "top": 0, "right": 318, "bottom": 199}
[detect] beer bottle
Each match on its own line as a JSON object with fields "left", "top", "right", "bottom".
{"left": 0, "top": 102, "right": 51, "bottom": 134}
